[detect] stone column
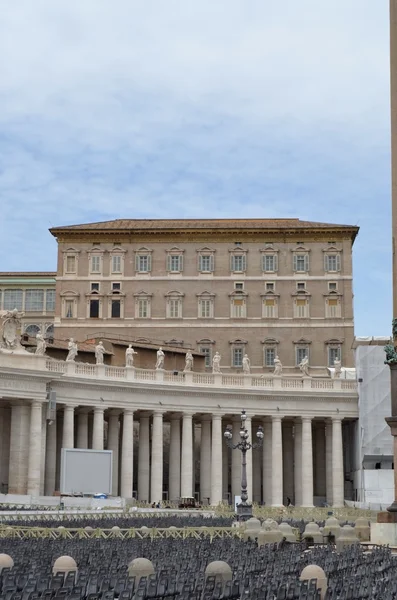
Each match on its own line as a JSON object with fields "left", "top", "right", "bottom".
{"left": 45, "top": 418, "right": 57, "bottom": 496}
{"left": 282, "top": 421, "right": 294, "bottom": 505}
{"left": 210, "top": 415, "right": 223, "bottom": 505}
{"left": 169, "top": 415, "right": 181, "bottom": 503}
{"left": 107, "top": 410, "right": 120, "bottom": 497}
{"left": 0, "top": 407, "right": 10, "bottom": 491}
{"left": 332, "top": 417, "right": 344, "bottom": 507}
{"left": 222, "top": 425, "right": 229, "bottom": 501}
{"left": 137, "top": 415, "right": 150, "bottom": 502}
{"left": 27, "top": 402, "right": 43, "bottom": 496}
{"left": 8, "top": 403, "right": 30, "bottom": 494}
{"left": 40, "top": 410, "right": 47, "bottom": 496}
{"left": 245, "top": 416, "right": 253, "bottom": 503}
{"left": 200, "top": 416, "right": 211, "bottom": 503}
{"left": 314, "top": 422, "right": 326, "bottom": 498}
{"left": 271, "top": 416, "right": 283, "bottom": 506}
{"left": 262, "top": 419, "right": 272, "bottom": 506}
{"left": 231, "top": 418, "right": 241, "bottom": 503}
{"left": 76, "top": 409, "right": 89, "bottom": 449}
{"left": 252, "top": 445, "right": 261, "bottom": 504}
{"left": 62, "top": 406, "right": 74, "bottom": 449}
{"left": 120, "top": 409, "right": 134, "bottom": 498}
{"left": 181, "top": 413, "right": 193, "bottom": 497}
{"left": 301, "top": 417, "right": 314, "bottom": 507}
{"left": 294, "top": 420, "right": 302, "bottom": 506}
{"left": 150, "top": 411, "right": 163, "bottom": 503}
{"left": 92, "top": 407, "right": 104, "bottom": 450}
{"left": 325, "top": 420, "right": 333, "bottom": 506}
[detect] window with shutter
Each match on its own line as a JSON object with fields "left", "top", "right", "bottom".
{"left": 112, "top": 255, "right": 122, "bottom": 273}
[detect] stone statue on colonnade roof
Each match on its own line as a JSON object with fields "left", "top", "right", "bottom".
{"left": 273, "top": 355, "right": 283, "bottom": 376}
{"left": 35, "top": 333, "right": 47, "bottom": 356}
{"left": 66, "top": 338, "right": 78, "bottom": 362}
{"left": 0, "top": 308, "right": 25, "bottom": 351}
{"left": 184, "top": 350, "right": 193, "bottom": 372}
{"left": 212, "top": 351, "right": 221, "bottom": 373}
{"left": 125, "top": 344, "right": 138, "bottom": 367}
{"left": 95, "top": 341, "right": 105, "bottom": 365}
{"left": 155, "top": 347, "right": 165, "bottom": 370}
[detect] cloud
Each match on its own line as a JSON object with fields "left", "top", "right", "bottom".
{"left": 0, "top": 0, "right": 392, "bottom": 335}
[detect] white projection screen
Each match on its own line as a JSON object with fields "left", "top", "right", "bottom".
{"left": 60, "top": 449, "right": 113, "bottom": 495}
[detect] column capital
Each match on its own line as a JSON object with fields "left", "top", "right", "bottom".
{"left": 182, "top": 412, "right": 194, "bottom": 419}
{"left": 271, "top": 415, "right": 282, "bottom": 423}
{"left": 331, "top": 415, "right": 343, "bottom": 423}
{"left": 153, "top": 410, "right": 163, "bottom": 418}
{"left": 64, "top": 405, "right": 76, "bottom": 412}
{"left": 212, "top": 414, "right": 224, "bottom": 420}
{"left": 94, "top": 406, "right": 105, "bottom": 414}
{"left": 31, "top": 401, "right": 42, "bottom": 409}
{"left": 123, "top": 409, "right": 134, "bottom": 417}
{"left": 301, "top": 416, "right": 313, "bottom": 423}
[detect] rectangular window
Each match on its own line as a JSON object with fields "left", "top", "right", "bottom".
{"left": 136, "top": 254, "right": 151, "bottom": 273}
{"left": 328, "top": 282, "right": 337, "bottom": 291}
{"left": 46, "top": 290, "right": 56, "bottom": 312}
{"left": 263, "top": 298, "right": 276, "bottom": 318}
{"left": 65, "top": 300, "right": 74, "bottom": 319}
{"left": 91, "top": 282, "right": 100, "bottom": 292}
{"left": 200, "top": 347, "right": 212, "bottom": 368}
{"left": 231, "top": 255, "right": 246, "bottom": 272}
{"left": 199, "top": 255, "right": 214, "bottom": 272}
{"left": 296, "top": 347, "right": 309, "bottom": 365}
{"left": 262, "top": 254, "right": 278, "bottom": 272}
{"left": 328, "top": 347, "right": 341, "bottom": 367}
{"left": 295, "top": 299, "right": 308, "bottom": 318}
{"left": 91, "top": 256, "right": 101, "bottom": 273}
{"left": 265, "top": 282, "right": 275, "bottom": 292}
{"left": 65, "top": 255, "right": 76, "bottom": 274}
{"left": 4, "top": 289, "right": 23, "bottom": 311}
{"left": 138, "top": 299, "right": 148, "bottom": 318}
{"left": 325, "top": 254, "right": 341, "bottom": 272}
{"left": 25, "top": 289, "right": 44, "bottom": 312}
{"left": 327, "top": 298, "right": 340, "bottom": 318}
{"left": 293, "top": 254, "right": 309, "bottom": 272}
{"left": 89, "top": 299, "right": 99, "bottom": 318}
{"left": 232, "top": 348, "right": 244, "bottom": 367}
{"left": 111, "top": 299, "right": 121, "bottom": 318}
{"left": 297, "top": 282, "right": 306, "bottom": 291}
{"left": 111, "top": 255, "right": 122, "bottom": 273}
{"left": 232, "top": 299, "right": 246, "bottom": 318}
{"left": 168, "top": 255, "right": 183, "bottom": 272}
{"left": 234, "top": 282, "right": 244, "bottom": 291}
{"left": 169, "top": 299, "right": 181, "bottom": 318}
{"left": 111, "top": 282, "right": 121, "bottom": 293}
{"left": 199, "top": 299, "right": 212, "bottom": 318}
{"left": 264, "top": 348, "right": 276, "bottom": 367}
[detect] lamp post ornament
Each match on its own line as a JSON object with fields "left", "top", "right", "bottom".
{"left": 224, "top": 410, "right": 264, "bottom": 521}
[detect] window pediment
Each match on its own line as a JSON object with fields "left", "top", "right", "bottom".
{"left": 135, "top": 246, "right": 152, "bottom": 254}
{"left": 197, "top": 338, "right": 215, "bottom": 344}
{"left": 197, "top": 246, "right": 216, "bottom": 254}
{"left": 165, "top": 290, "right": 185, "bottom": 297}
{"left": 60, "top": 290, "right": 79, "bottom": 297}
{"left": 196, "top": 290, "right": 216, "bottom": 298}
{"left": 325, "top": 338, "right": 344, "bottom": 345}
{"left": 229, "top": 290, "right": 248, "bottom": 297}
{"left": 293, "top": 338, "right": 312, "bottom": 345}
{"left": 322, "top": 245, "right": 342, "bottom": 253}
{"left": 261, "top": 337, "right": 279, "bottom": 345}
{"left": 63, "top": 247, "right": 80, "bottom": 254}
{"left": 229, "top": 338, "right": 248, "bottom": 345}
{"left": 167, "top": 246, "right": 184, "bottom": 254}
{"left": 133, "top": 290, "right": 153, "bottom": 298}
{"left": 291, "top": 245, "right": 310, "bottom": 253}
{"left": 229, "top": 247, "right": 248, "bottom": 255}
{"left": 260, "top": 246, "right": 279, "bottom": 254}
{"left": 88, "top": 246, "right": 103, "bottom": 255}
{"left": 109, "top": 246, "right": 126, "bottom": 254}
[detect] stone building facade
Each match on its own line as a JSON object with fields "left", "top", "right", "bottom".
{"left": 50, "top": 218, "right": 358, "bottom": 372}
{"left": 0, "top": 272, "right": 56, "bottom": 339}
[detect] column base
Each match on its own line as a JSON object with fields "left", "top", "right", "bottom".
{"left": 271, "top": 503, "right": 285, "bottom": 508}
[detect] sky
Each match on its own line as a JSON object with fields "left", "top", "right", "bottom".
{"left": 0, "top": 1, "right": 391, "bottom": 336}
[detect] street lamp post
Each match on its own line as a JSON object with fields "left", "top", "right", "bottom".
{"left": 224, "top": 410, "right": 264, "bottom": 521}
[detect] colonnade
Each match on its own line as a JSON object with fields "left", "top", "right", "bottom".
{"left": 0, "top": 402, "right": 346, "bottom": 507}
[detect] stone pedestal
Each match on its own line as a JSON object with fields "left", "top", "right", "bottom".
{"left": 371, "top": 511, "right": 397, "bottom": 545}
